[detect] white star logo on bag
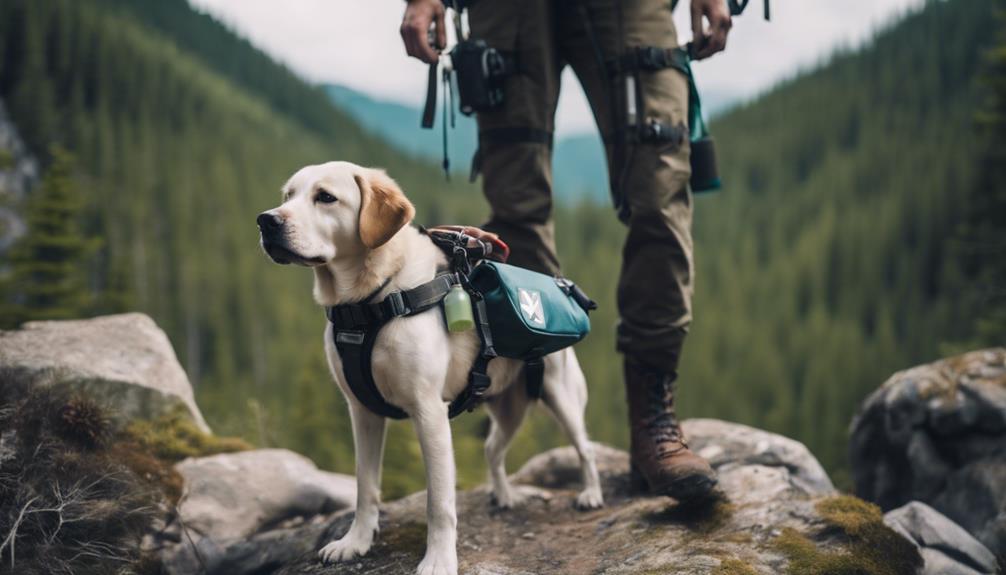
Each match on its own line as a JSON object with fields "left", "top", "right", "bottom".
{"left": 519, "top": 288, "right": 545, "bottom": 326}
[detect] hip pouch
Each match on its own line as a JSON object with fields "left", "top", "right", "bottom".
{"left": 468, "top": 261, "right": 595, "bottom": 360}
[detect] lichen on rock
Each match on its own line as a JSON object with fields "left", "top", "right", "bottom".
{"left": 850, "top": 348, "right": 1006, "bottom": 557}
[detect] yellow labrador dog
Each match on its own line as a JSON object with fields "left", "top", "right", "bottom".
{"left": 258, "top": 161, "right": 603, "bottom": 575}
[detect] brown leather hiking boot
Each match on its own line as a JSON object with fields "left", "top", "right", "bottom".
{"left": 625, "top": 359, "right": 718, "bottom": 501}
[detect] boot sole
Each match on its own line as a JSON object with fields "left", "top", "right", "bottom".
{"left": 631, "top": 465, "right": 719, "bottom": 503}
{"left": 660, "top": 473, "right": 719, "bottom": 503}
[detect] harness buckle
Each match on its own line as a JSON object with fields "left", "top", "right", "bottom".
{"left": 637, "top": 46, "right": 668, "bottom": 70}
{"left": 386, "top": 291, "right": 409, "bottom": 316}
{"left": 467, "top": 371, "right": 492, "bottom": 411}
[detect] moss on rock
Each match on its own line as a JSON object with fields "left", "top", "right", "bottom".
{"left": 713, "top": 557, "right": 761, "bottom": 575}
{"left": 771, "top": 495, "right": 922, "bottom": 575}
{"left": 124, "top": 406, "right": 251, "bottom": 462}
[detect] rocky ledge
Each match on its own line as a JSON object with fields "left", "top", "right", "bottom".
{"left": 255, "top": 420, "right": 916, "bottom": 575}
{"left": 3, "top": 315, "right": 1000, "bottom": 575}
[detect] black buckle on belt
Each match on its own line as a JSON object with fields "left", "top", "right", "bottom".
{"left": 468, "top": 372, "right": 491, "bottom": 406}
{"left": 386, "top": 291, "right": 409, "bottom": 317}
{"left": 637, "top": 47, "right": 669, "bottom": 70}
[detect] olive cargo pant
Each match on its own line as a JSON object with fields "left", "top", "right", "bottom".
{"left": 470, "top": 0, "right": 694, "bottom": 374}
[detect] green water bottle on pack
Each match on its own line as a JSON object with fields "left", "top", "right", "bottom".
{"left": 443, "top": 275, "right": 475, "bottom": 332}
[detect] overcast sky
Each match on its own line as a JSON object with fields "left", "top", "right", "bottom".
{"left": 188, "top": 0, "right": 924, "bottom": 136}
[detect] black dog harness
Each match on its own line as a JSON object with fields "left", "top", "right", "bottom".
{"left": 326, "top": 232, "right": 531, "bottom": 420}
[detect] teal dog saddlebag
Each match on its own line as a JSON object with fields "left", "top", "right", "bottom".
{"left": 468, "top": 261, "right": 596, "bottom": 360}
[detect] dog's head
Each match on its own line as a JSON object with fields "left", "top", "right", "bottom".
{"left": 257, "top": 162, "right": 415, "bottom": 266}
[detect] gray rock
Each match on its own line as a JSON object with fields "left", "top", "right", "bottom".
{"left": 933, "top": 460, "right": 1006, "bottom": 556}
{"left": 906, "top": 431, "right": 950, "bottom": 501}
{"left": 267, "top": 422, "right": 886, "bottom": 575}
{"left": 685, "top": 418, "right": 835, "bottom": 495}
{"left": 174, "top": 448, "right": 356, "bottom": 541}
{"left": 850, "top": 348, "right": 1006, "bottom": 557}
{"left": 884, "top": 501, "right": 998, "bottom": 575}
{"left": 0, "top": 313, "right": 209, "bottom": 430}
{"left": 162, "top": 515, "right": 332, "bottom": 575}
{"left": 161, "top": 448, "right": 355, "bottom": 575}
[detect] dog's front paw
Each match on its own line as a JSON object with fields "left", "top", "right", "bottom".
{"left": 575, "top": 486, "right": 604, "bottom": 510}
{"left": 318, "top": 530, "right": 374, "bottom": 564}
{"left": 416, "top": 547, "right": 458, "bottom": 575}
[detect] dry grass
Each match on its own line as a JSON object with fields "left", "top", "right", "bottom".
{"left": 0, "top": 370, "right": 252, "bottom": 574}
{"left": 0, "top": 369, "right": 158, "bottom": 574}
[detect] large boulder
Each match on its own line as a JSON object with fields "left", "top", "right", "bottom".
{"left": 685, "top": 417, "right": 835, "bottom": 494}
{"left": 158, "top": 449, "right": 356, "bottom": 575}
{"left": 884, "top": 501, "right": 999, "bottom": 575}
{"left": 227, "top": 420, "right": 918, "bottom": 575}
{"left": 850, "top": 348, "right": 1006, "bottom": 556}
{"left": 0, "top": 313, "right": 209, "bottom": 431}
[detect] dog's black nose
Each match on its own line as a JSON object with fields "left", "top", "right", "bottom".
{"left": 257, "top": 212, "right": 284, "bottom": 234}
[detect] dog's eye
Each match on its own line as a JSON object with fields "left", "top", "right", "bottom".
{"left": 316, "top": 190, "right": 337, "bottom": 204}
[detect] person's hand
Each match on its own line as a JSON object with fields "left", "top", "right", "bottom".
{"left": 690, "top": 0, "right": 732, "bottom": 60}
{"left": 401, "top": 0, "right": 446, "bottom": 64}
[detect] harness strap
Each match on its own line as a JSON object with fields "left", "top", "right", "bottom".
{"left": 524, "top": 356, "right": 545, "bottom": 400}
{"left": 447, "top": 291, "right": 497, "bottom": 417}
{"left": 336, "top": 328, "right": 408, "bottom": 419}
{"left": 327, "top": 272, "right": 458, "bottom": 420}
{"left": 640, "top": 120, "right": 688, "bottom": 146}
{"left": 613, "top": 46, "right": 689, "bottom": 75}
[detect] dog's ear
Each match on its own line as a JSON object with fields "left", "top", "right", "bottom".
{"left": 355, "top": 170, "right": 415, "bottom": 249}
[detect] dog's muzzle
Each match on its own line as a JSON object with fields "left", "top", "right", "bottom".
{"left": 257, "top": 212, "right": 323, "bottom": 266}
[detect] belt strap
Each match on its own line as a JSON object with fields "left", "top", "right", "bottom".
{"left": 614, "top": 46, "right": 689, "bottom": 75}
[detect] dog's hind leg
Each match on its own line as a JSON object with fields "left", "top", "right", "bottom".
{"left": 412, "top": 400, "right": 459, "bottom": 575}
{"left": 319, "top": 402, "right": 386, "bottom": 564}
{"left": 484, "top": 383, "right": 531, "bottom": 509}
{"left": 542, "top": 348, "right": 604, "bottom": 510}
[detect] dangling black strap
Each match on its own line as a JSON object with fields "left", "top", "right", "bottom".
{"left": 421, "top": 63, "right": 438, "bottom": 129}
{"left": 524, "top": 356, "right": 545, "bottom": 400}
{"left": 447, "top": 290, "right": 497, "bottom": 417}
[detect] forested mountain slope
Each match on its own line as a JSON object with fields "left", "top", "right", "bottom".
{"left": 0, "top": 0, "right": 999, "bottom": 493}
{"left": 676, "top": 0, "right": 1001, "bottom": 476}
{"left": 0, "top": 0, "right": 490, "bottom": 491}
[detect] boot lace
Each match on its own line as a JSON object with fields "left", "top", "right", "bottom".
{"left": 644, "top": 373, "right": 688, "bottom": 459}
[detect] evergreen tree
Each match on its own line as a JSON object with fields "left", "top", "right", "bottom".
{"left": 959, "top": 19, "right": 1006, "bottom": 345}
{"left": 0, "top": 146, "right": 96, "bottom": 327}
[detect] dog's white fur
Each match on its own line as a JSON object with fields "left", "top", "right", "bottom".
{"left": 260, "top": 162, "right": 603, "bottom": 575}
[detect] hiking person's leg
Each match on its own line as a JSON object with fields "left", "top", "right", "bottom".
{"left": 560, "top": 0, "right": 717, "bottom": 501}
{"left": 469, "top": 0, "right": 562, "bottom": 275}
